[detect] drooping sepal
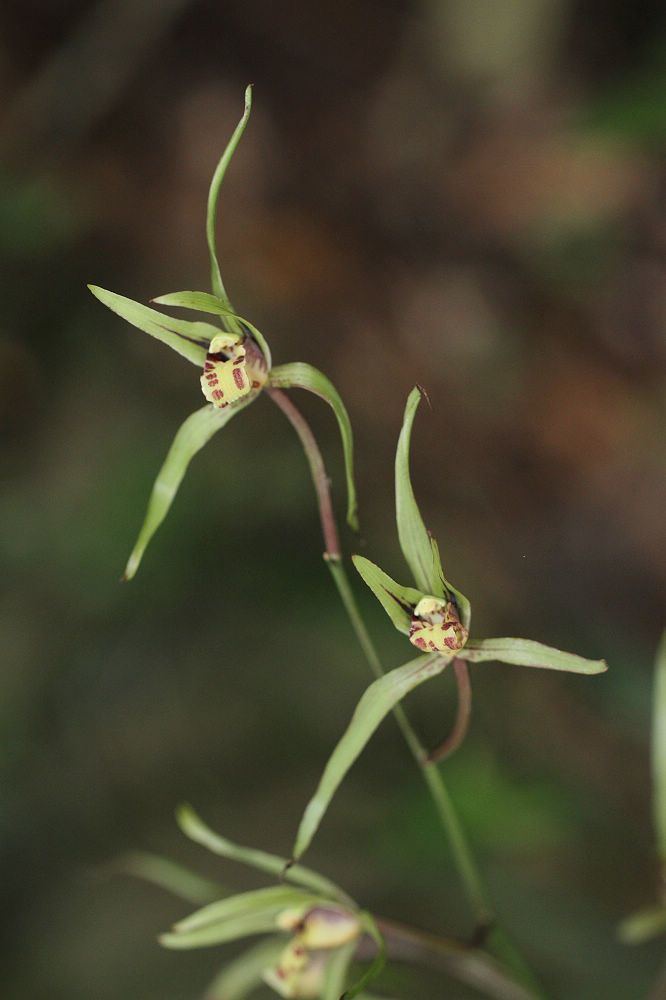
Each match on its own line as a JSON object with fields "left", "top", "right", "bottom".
{"left": 351, "top": 555, "right": 422, "bottom": 634}
{"left": 88, "top": 285, "right": 217, "bottom": 366}
{"left": 123, "top": 400, "right": 252, "bottom": 580}
{"left": 293, "top": 652, "right": 446, "bottom": 861}
{"left": 269, "top": 362, "right": 359, "bottom": 531}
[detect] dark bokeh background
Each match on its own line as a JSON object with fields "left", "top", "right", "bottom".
{"left": 2, "top": 2, "right": 666, "bottom": 997}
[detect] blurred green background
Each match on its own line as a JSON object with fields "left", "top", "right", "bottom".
{"left": 2, "top": 1, "right": 666, "bottom": 997}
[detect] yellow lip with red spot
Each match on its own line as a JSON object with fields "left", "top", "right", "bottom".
{"left": 409, "top": 595, "right": 469, "bottom": 653}
{"left": 200, "top": 333, "right": 267, "bottom": 408}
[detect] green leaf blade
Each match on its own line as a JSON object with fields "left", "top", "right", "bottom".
{"left": 123, "top": 401, "right": 251, "bottom": 580}
{"left": 458, "top": 638, "right": 607, "bottom": 675}
{"left": 88, "top": 285, "right": 213, "bottom": 365}
{"left": 293, "top": 653, "right": 446, "bottom": 860}
{"left": 351, "top": 555, "right": 421, "bottom": 633}
{"left": 269, "top": 362, "right": 358, "bottom": 531}
{"left": 395, "top": 387, "right": 440, "bottom": 595}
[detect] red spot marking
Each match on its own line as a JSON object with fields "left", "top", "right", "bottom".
{"left": 233, "top": 357, "right": 243, "bottom": 365}
{"left": 293, "top": 946, "right": 305, "bottom": 957}
{"left": 276, "top": 968, "right": 286, "bottom": 980}
{"left": 251, "top": 380, "right": 260, "bottom": 389}
{"left": 414, "top": 637, "right": 426, "bottom": 649}
{"left": 233, "top": 368, "right": 246, "bottom": 390}
{"left": 212, "top": 389, "right": 224, "bottom": 401}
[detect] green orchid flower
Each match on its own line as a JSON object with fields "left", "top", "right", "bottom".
{"left": 353, "top": 386, "right": 607, "bottom": 679}
{"left": 291, "top": 387, "right": 607, "bottom": 862}
{"left": 88, "top": 86, "right": 357, "bottom": 581}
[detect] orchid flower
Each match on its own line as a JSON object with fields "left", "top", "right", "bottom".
{"left": 89, "top": 86, "right": 356, "bottom": 581}
{"left": 291, "top": 387, "right": 607, "bottom": 863}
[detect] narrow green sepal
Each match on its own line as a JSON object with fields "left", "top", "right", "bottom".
{"left": 395, "top": 387, "right": 442, "bottom": 595}
{"left": 351, "top": 554, "right": 422, "bottom": 634}
{"left": 293, "top": 652, "right": 446, "bottom": 860}
{"left": 207, "top": 85, "right": 252, "bottom": 318}
{"left": 457, "top": 638, "right": 607, "bottom": 675}
{"left": 88, "top": 285, "right": 215, "bottom": 365}
{"left": 269, "top": 361, "right": 359, "bottom": 531}
{"left": 123, "top": 400, "right": 251, "bottom": 580}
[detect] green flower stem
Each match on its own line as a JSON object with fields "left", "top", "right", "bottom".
{"left": 269, "top": 388, "right": 543, "bottom": 997}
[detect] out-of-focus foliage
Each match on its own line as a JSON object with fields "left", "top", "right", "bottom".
{"left": 1, "top": 1, "right": 665, "bottom": 997}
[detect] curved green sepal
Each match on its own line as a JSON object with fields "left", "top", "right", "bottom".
{"left": 293, "top": 652, "right": 446, "bottom": 860}
{"left": 351, "top": 554, "right": 422, "bottom": 634}
{"left": 654, "top": 631, "right": 666, "bottom": 862}
{"left": 269, "top": 362, "right": 358, "bottom": 531}
{"left": 160, "top": 885, "right": 318, "bottom": 950}
{"left": 152, "top": 290, "right": 272, "bottom": 369}
{"left": 457, "top": 638, "right": 607, "bottom": 675}
{"left": 207, "top": 85, "right": 252, "bottom": 320}
{"left": 123, "top": 401, "right": 251, "bottom": 580}
{"left": 88, "top": 285, "right": 215, "bottom": 365}
{"left": 177, "top": 804, "right": 349, "bottom": 904}
{"left": 205, "top": 937, "right": 286, "bottom": 1000}
{"left": 618, "top": 904, "right": 666, "bottom": 944}
{"left": 395, "top": 388, "right": 441, "bottom": 595}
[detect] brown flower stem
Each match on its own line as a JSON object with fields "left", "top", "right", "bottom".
{"left": 266, "top": 387, "right": 340, "bottom": 559}
{"left": 426, "top": 658, "right": 473, "bottom": 764}
{"left": 268, "top": 386, "right": 544, "bottom": 998}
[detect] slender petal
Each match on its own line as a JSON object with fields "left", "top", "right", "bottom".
{"left": 293, "top": 653, "right": 445, "bottom": 860}
{"left": 269, "top": 362, "right": 358, "bottom": 530}
{"left": 457, "top": 638, "right": 607, "bottom": 675}
{"left": 351, "top": 555, "right": 421, "bottom": 634}
{"left": 123, "top": 400, "right": 251, "bottom": 580}
{"left": 153, "top": 290, "right": 272, "bottom": 369}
